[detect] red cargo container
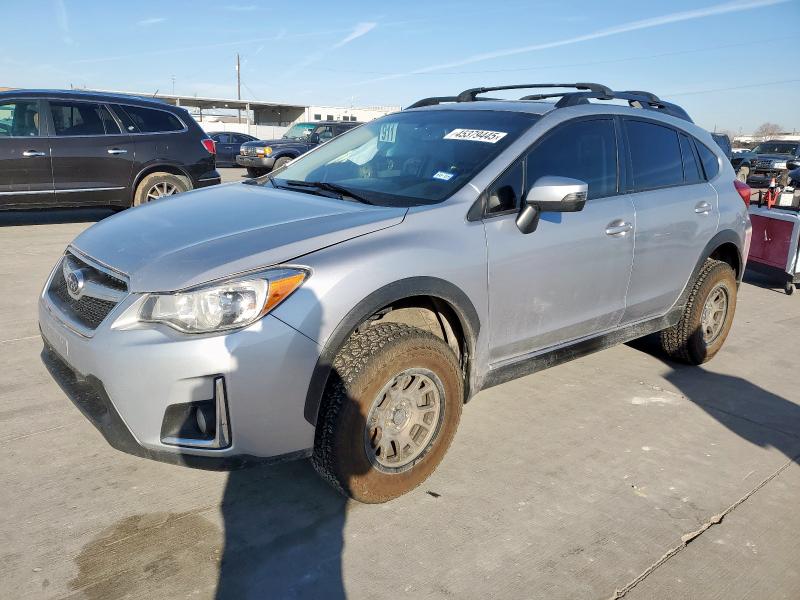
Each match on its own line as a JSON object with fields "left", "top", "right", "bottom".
{"left": 747, "top": 205, "right": 800, "bottom": 295}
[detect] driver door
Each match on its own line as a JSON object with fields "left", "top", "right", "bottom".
{"left": 484, "top": 117, "right": 635, "bottom": 364}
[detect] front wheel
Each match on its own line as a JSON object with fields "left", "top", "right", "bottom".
{"left": 659, "top": 259, "right": 737, "bottom": 364}
{"left": 246, "top": 167, "right": 266, "bottom": 178}
{"left": 312, "top": 323, "right": 463, "bottom": 503}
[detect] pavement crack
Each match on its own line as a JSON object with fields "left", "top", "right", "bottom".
{"left": 607, "top": 454, "right": 799, "bottom": 600}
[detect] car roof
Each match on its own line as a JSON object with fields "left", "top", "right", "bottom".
{"left": 0, "top": 89, "right": 178, "bottom": 109}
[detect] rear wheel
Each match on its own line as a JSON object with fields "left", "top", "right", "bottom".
{"left": 659, "top": 259, "right": 737, "bottom": 364}
{"left": 312, "top": 323, "right": 463, "bottom": 503}
{"left": 133, "top": 172, "right": 190, "bottom": 206}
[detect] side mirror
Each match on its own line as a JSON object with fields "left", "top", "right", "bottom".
{"left": 516, "top": 176, "right": 588, "bottom": 234}
{"left": 307, "top": 133, "right": 320, "bottom": 144}
{"left": 787, "top": 160, "right": 800, "bottom": 171}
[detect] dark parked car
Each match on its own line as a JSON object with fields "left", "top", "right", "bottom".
{"left": 236, "top": 120, "right": 361, "bottom": 177}
{"left": 208, "top": 131, "right": 258, "bottom": 167}
{"left": 0, "top": 90, "right": 220, "bottom": 210}
{"left": 732, "top": 140, "right": 800, "bottom": 187}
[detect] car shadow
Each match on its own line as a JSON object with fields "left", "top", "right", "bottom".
{"left": 742, "top": 269, "right": 792, "bottom": 295}
{"left": 629, "top": 334, "right": 800, "bottom": 464}
{"left": 0, "top": 207, "right": 115, "bottom": 227}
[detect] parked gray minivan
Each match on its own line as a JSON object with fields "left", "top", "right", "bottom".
{"left": 39, "top": 84, "right": 752, "bottom": 503}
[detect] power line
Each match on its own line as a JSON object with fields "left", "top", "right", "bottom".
{"left": 666, "top": 78, "right": 800, "bottom": 96}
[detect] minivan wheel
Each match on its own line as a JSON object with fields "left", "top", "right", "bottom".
{"left": 312, "top": 323, "right": 463, "bottom": 503}
{"left": 659, "top": 259, "right": 737, "bottom": 365}
{"left": 134, "top": 172, "right": 190, "bottom": 206}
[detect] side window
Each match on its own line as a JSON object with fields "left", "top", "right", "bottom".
{"left": 50, "top": 101, "right": 119, "bottom": 136}
{"left": 695, "top": 142, "right": 720, "bottom": 180}
{"left": 110, "top": 104, "right": 138, "bottom": 133}
{"left": 233, "top": 134, "right": 250, "bottom": 143}
{"left": 120, "top": 105, "right": 184, "bottom": 133}
{"left": 679, "top": 133, "right": 703, "bottom": 184}
{"left": 485, "top": 160, "right": 523, "bottom": 215}
{"left": 316, "top": 126, "right": 334, "bottom": 140}
{"left": 526, "top": 119, "right": 617, "bottom": 200}
{"left": 625, "top": 120, "right": 683, "bottom": 190}
{"left": 216, "top": 133, "right": 232, "bottom": 144}
{"left": 0, "top": 100, "right": 41, "bottom": 137}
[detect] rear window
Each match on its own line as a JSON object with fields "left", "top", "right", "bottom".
{"left": 119, "top": 105, "right": 184, "bottom": 133}
{"left": 696, "top": 142, "right": 720, "bottom": 180}
{"left": 625, "top": 120, "right": 684, "bottom": 190}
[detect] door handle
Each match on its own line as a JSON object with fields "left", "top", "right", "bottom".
{"left": 107, "top": 148, "right": 128, "bottom": 155}
{"left": 605, "top": 220, "right": 633, "bottom": 236}
{"left": 694, "top": 201, "right": 712, "bottom": 214}
{"left": 22, "top": 150, "right": 46, "bottom": 157}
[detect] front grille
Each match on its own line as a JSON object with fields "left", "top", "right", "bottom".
{"left": 47, "top": 252, "right": 128, "bottom": 331}
{"left": 754, "top": 159, "right": 773, "bottom": 169}
{"left": 242, "top": 146, "right": 260, "bottom": 157}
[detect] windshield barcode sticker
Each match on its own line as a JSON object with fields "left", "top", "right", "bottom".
{"left": 444, "top": 129, "right": 507, "bottom": 143}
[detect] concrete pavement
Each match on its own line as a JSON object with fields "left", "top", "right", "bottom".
{"left": 1, "top": 172, "right": 798, "bottom": 599}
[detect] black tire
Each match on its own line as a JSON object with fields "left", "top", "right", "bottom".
{"left": 133, "top": 172, "right": 190, "bottom": 206}
{"left": 785, "top": 282, "right": 795, "bottom": 296}
{"left": 312, "top": 323, "right": 463, "bottom": 503}
{"left": 272, "top": 156, "right": 293, "bottom": 171}
{"left": 246, "top": 167, "right": 265, "bottom": 178}
{"left": 736, "top": 166, "right": 749, "bottom": 183}
{"left": 659, "top": 259, "right": 737, "bottom": 365}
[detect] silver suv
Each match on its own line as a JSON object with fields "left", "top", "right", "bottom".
{"left": 39, "top": 83, "right": 752, "bottom": 503}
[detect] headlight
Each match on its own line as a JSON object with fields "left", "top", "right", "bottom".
{"left": 773, "top": 161, "right": 787, "bottom": 170}
{"left": 256, "top": 146, "right": 272, "bottom": 156}
{"left": 139, "top": 268, "right": 307, "bottom": 333}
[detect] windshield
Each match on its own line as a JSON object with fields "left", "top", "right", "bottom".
{"left": 266, "top": 110, "right": 538, "bottom": 206}
{"left": 282, "top": 123, "right": 315, "bottom": 140}
{"left": 752, "top": 142, "right": 798, "bottom": 155}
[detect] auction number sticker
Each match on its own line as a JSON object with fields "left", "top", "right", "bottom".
{"left": 379, "top": 122, "right": 398, "bottom": 143}
{"left": 444, "top": 128, "right": 507, "bottom": 143}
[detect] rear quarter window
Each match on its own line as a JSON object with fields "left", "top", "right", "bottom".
{"left": 695, "top": 142, "right": 720, "bottom": 180}
{"left": 119, "top": 105, "right": 184, "bottom": 133}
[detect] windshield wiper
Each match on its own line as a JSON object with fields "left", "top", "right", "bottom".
{"left": 283, "top": 180, "right": 373, "bottom": 204}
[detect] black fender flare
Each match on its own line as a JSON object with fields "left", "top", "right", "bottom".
{"left": 675, "top": 229, "right": 744, "bottom": 312}
{"left": 303, "top": 276, "right": 481, "bottom": 426}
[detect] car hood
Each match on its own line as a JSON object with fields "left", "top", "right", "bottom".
{"left": 71, "top": 183, "right": 406, "bottom": 292}
{"left": 242, "top": 138, "right": 308, "bottom": 147}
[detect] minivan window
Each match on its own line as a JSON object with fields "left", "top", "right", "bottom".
{"left": 50, "top": 101, "right": 120, "bottom": 136}
{"left": 626, "top": 120, "right": 683, "bottom": 190}
{"left": 120, "top": 105, "right": 184, "bottom": 133}
{"left": 679, "top": 133, "right": 703, "bottom": 184}
{"left": 695, "top": 142, "right": 720, "bottom": 180}
{"left": 0, "top": 100, "right": 40, "bottom": 137}
{"left": 526, "top": 118, "right": 617, "bottom": 200}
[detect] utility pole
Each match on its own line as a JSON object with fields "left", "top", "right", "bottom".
{"left": 236, "top": 53, "right": 241, "bottom": 124}
{"left": 171, "top": 76, "right": 176, "bottom": 95}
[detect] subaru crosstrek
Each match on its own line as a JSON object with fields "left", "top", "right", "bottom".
{"left": 39, "top": 83, "right": 752, "bottom": 503}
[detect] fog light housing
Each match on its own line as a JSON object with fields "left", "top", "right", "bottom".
{"left": 160, "top": 377, "right": 231, "bottom": 449}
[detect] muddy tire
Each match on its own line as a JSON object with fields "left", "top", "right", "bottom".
{"left": 736, "top": 166, "right": 749, "bottom": 183}
{"left": 659, "top": 259, "right": 737, "bottom": 365}
{"left": 133, "top": 172, "right": 190, "bottom": 206}
{"left": 312, "top": 323, "right": 463, "bottom": 503}
{"left": 246, "top": 167, "right": 265, "bottom": 178}
{"left": 272, "top": 156, "right": 293, "bottom": 171}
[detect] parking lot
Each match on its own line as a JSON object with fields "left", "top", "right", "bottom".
{"left": 0, "top": 168, "right": 797, "bottom": 599}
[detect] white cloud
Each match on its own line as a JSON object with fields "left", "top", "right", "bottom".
{"left": 359, "top": 0, "right": 791, "bottom": 84}
{"left": 54, "top": 0, "right": 73, "bottom": 45}
{"left": 137, "top": 17, "right": 167, "bottom": 26}
{"left": 332, "top": 22, "right": 377, "bottom": 49}
{"left": 224, "top": 4, "right": 259, "bottom": 11}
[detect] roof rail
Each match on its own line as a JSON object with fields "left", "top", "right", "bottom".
{"left": 405, "top": 82, "right": 692, "bottom": 122}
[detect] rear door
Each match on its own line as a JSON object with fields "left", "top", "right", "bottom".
{"left": 47, "top": 100, "right": 135, "bottom": 205}
{"left": 620, "top": 118, "right": 719, "bottom": 323}
{"left": 0, "top": 99, "right": 54, "bottom": 208}
{"left": 212, "top": 133, "right": 236, "bottom": 164}
{"left": 484, "top": 117, "right": 635, "bottom": 362}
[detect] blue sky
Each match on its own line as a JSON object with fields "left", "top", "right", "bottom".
{"left": 2, "top": 0, "right": 798, "bottom": 133}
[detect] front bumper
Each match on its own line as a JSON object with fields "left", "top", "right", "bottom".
{"left": 236, "top": 155, "right": 275, "bottom": 169}
{"left": 38, "top": 291, "right": 319, "bottom": 465}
